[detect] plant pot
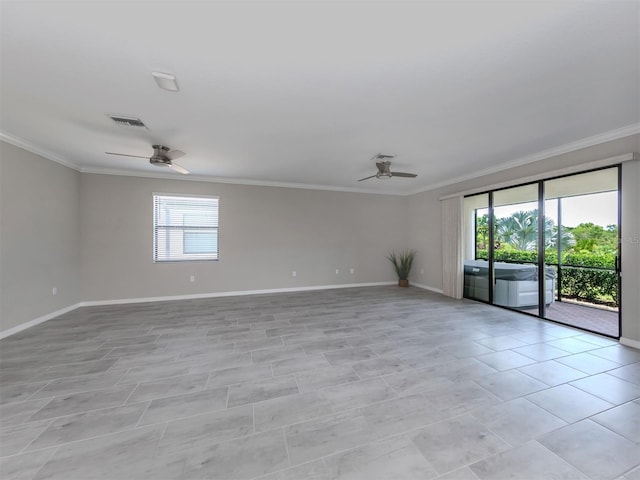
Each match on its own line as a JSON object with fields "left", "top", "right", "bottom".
{"left": 398, "top": 279, "right": 409, "bottom": 287}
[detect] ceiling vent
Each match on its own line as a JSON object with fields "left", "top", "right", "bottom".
{"left": 106, "top": 114, "right": 148, "bottom": 129}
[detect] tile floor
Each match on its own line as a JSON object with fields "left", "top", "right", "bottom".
{"left": 0, "top": 286, "right": 639, "bottom": 480}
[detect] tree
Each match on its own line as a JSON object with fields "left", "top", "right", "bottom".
{"left": 567, "top": 223, "right": 617, "bottom": 253}
{"left": 548, "top": 224, "right": 576, "bottom": 251}
{"left": 476, "top": 213, "right": 489, "bottom": 251}
{"left": 496, "top": 211, "right": 538, "bottom": 251}
{"left": 493, "top": 210, "right": 574, "bottom": 252}
{"left": 473, "top": 210, "right": 614, "bottom": 306}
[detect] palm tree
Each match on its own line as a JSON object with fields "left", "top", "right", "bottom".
{"left": 547, "top": 224, "right": 576, "bottom": 250}
{"left": 495, "top": 211, "right": 537, "bottom": 251}
{"left": 494, "top": 210, "right": 574, "bottom": 252}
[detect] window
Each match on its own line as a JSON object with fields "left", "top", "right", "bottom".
{"left": 153, "top": 194, "right": 219, "bottom": 262}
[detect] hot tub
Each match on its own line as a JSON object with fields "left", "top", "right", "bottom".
{"left": 464, "top": 260, "right": 556, "bottom": 308}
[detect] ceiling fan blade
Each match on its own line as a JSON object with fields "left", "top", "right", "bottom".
{"left": 391, "top": 172, "right": 417, "bottom": 178}
{"left": 105, "top": 152, "right": 149, "bottom": 159}
{"left": 169, "top": 162, "right": 190, "bottom": 175}
{"left": 166, "top": 149, "right": 186, "bottom": 160}
{"left": 358, "top": 175, "right": 377, "bottom": 182}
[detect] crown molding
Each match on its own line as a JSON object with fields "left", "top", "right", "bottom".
{"left": 439, "top": 152, "right": 636, "bottom": 200}
{"left": 0, "top": 130, "right": 400, "bottom": 195}
{"left": 0, "top": 131, "right": 82, "bottom": 171}
{"left": 405, "top": 123, "right": 640, "bottom": 196}
{"left": 78, "top": 166, "right": 404, "bottom": 196}
{"left": 3, "top": 123, "right": 638, "bottom": 197}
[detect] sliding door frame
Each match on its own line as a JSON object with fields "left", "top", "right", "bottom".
{"left": 537, "top": 181, "right": 546, "bottom": 319}
{"left": 465, "top": 164, "right": 622, "bottom": 338}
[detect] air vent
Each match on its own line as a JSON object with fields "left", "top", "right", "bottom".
{"left": 106, "top": 114, "right": 148, "bottom": 129}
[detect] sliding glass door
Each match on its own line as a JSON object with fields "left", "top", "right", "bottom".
{"left": 463, "top": 166, "right": 621, "bottom": 338}
{"left": 543, "top": 169, "right": 620, "bottom": 336}
{"left": 463, "top": 194, "right": 489, "bottom": 302}
{"left": 492, "top": 184, "right": 541, "bottom": 317}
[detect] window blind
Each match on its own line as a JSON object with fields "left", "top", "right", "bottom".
{"left": 153, "top": 194, "right": 219, "bottom": 262}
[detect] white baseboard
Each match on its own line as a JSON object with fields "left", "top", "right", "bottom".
{"left": 411, "top": 282, "right": 444, "bottom": 294}
{"left": 0, "top": 303, "right": 83, "bottom": 339}
{"left": 79, "top": 282, "right": 396, "bottom": 307}
{"left": 620, "top": 337, "right": 640, "bottom": 350}
{"left": 0, "top": 282, "right": 395, "bottom": 338}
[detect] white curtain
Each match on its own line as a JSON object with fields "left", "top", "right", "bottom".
{"left": 441, "top": 196, "right": 464, "bottom": 299}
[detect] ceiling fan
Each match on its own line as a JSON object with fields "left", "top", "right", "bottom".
{"left": 358, "top": 153, "right": 417, "bottom": 181}
{"left": 105, "top": 145, "right": 189, "bottom": 174}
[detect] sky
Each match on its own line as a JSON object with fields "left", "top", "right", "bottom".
{"left": 558, "top": 191, "right": 618, "bottom": 228}
{"left": 480, "top": 191, "right": 618, "bottom": 228}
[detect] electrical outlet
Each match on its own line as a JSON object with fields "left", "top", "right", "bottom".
{"left": 350, "top": 268, "right": 354, "bottom": 274}
{"left": 292, "top": 271, "right": 297, "bottom": 277}
{"left": 420, "top": 269, "right": 424, "bottom": 275}
{"left": 335, "top": 269, "right": 340, "bottom": 275}
{"left": 190, "top": 275, "right": 195, "bottom": 283}
{"left": 52, "top": 287, "right": 57, "bottom": 296}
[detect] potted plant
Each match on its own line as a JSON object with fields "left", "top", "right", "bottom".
{"left": 386, "top": 250, "right": 416, "bottom": 287}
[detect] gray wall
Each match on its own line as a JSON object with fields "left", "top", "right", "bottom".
{"left": 621, "top": 160, "right": 640, "bottom": 344}
{"left": 2, "top": 135, "right": 638, "bottom": 344}
{"left": 1, "top": 141, "right": 408, "bottom": 333}
{"left": 79, "top": 173, "right": 408, "bottom": 302}
{"left": 0, "top": 142, "right": 81, "bottom": 332}
{"left": 408, "top": 188, "right": 442, "bottom": 290}
{"left": 407, "top": 134, "right": 640, "bottom": 343}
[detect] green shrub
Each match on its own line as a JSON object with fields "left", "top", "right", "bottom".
{"left": 475, "top": 249, "right": 614, "bottom": 269}
{"left": 560, "top": 266, "right": 618, "bottom": 305}
{"left": 476, "top": 249, "right": 542, "bottom": 263}
{"left": 562, "top": 251, "right": 615, "bottom": 268}
{"left": 473, "top": 249, "right": 617, "bottom": 306}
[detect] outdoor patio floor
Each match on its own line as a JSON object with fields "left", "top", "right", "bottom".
{"left": 522, "top": 301, "right": 619, "bottom": 338}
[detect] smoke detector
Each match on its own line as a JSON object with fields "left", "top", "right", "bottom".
{"left": 152, "top": 72, "right": 179, "bottom": 92}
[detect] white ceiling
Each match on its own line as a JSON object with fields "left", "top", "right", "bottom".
{"left": 1, "top": 0, "right": 639, "bottom": 195}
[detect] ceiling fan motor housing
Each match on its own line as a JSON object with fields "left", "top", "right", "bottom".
{"left": 150, "top": 145, "right": 171, "bottom": 167}
{"left": 150, "top": 157, "right": 172, "bottom": 167}
{"left": 377, "top": 161, "right": 392, "bottom": 178}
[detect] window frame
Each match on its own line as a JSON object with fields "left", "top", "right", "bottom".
{"left": 152, "top": 193, "right": 220, "bottom": 263}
